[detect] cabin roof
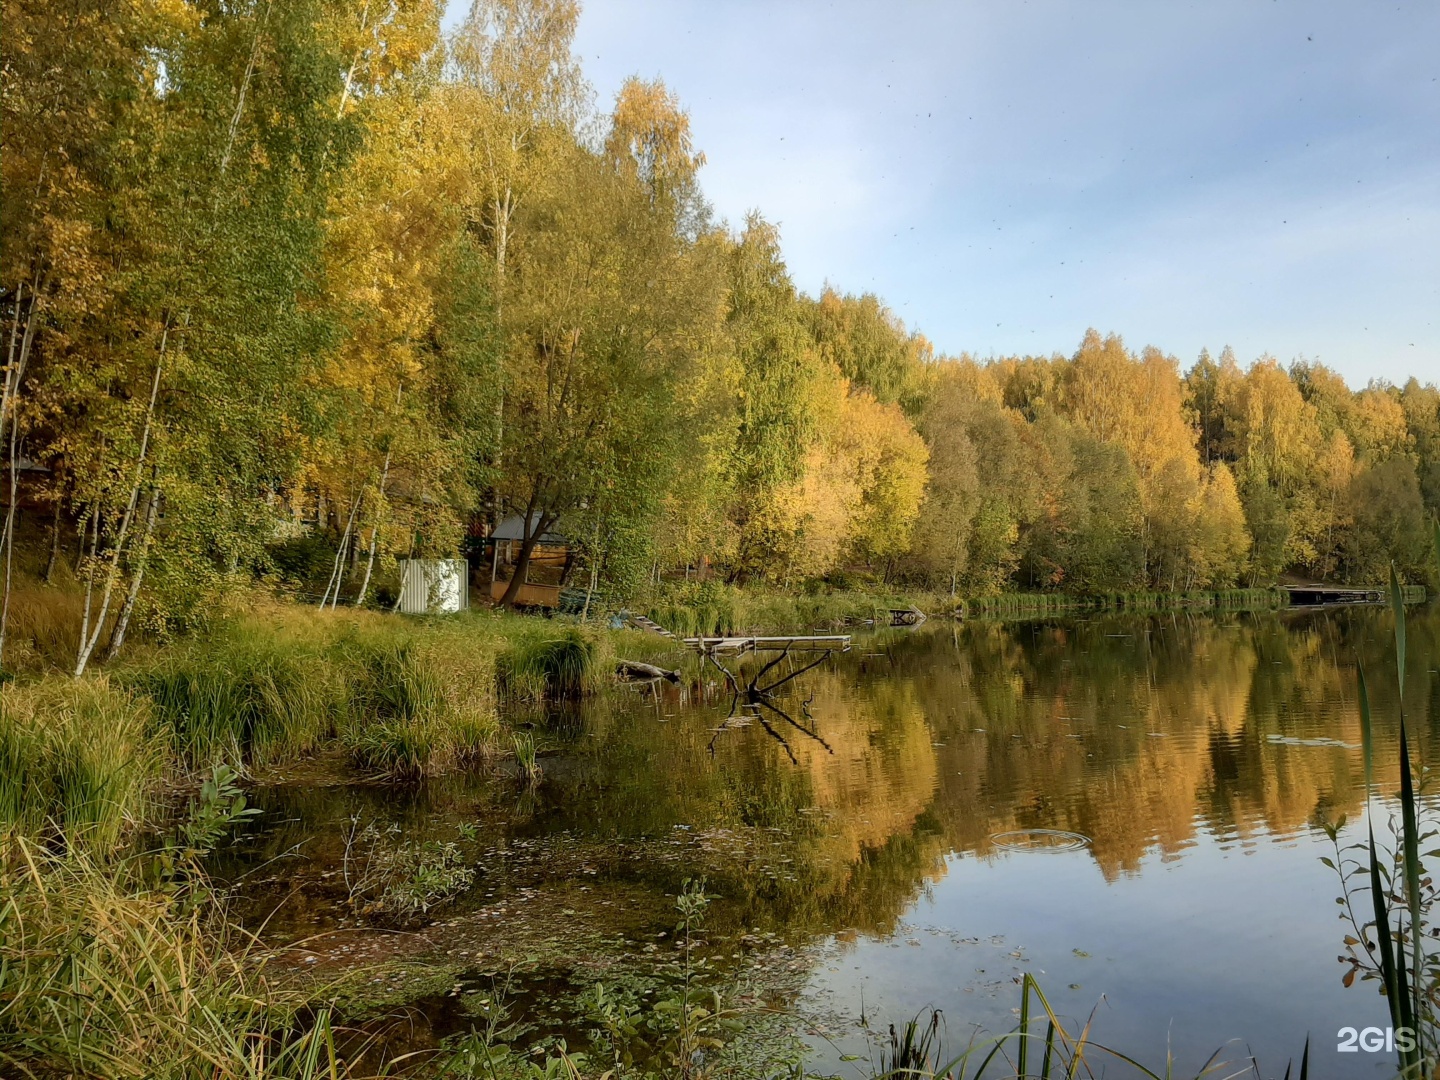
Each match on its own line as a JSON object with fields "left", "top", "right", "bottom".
{"left": 491, "top": 513, "right": 566, "bottom": 544}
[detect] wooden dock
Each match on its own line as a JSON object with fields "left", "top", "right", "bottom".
{"left": 683, "top": 635, "right": 851, "bottom": 654}
{"left": 627, "top": 613, "right": 677, "bottom": 638}
{"left": 1283, "top": 585, "right": 1384, "bottom": 606}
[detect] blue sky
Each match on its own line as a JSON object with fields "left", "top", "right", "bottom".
{"left": 447, "top": 1, "right": 1439, "bottom": 387}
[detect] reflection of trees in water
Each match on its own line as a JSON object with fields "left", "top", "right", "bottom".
{"left": 221, "top": 609, "right": 1440, "bottom": 940}
{"left": 866, "top": 608, "right": 1440, "bottom": 881}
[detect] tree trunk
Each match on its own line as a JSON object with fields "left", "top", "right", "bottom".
{"left": 0, "top": 437, "right": 19, "bottom": 668}
{"left": 42, "top": 497, "right": 60, "bottom": 584}
{"left": 319, "top": 484, "right": 364, "bottom": 607}
{"left": 1, "top": 277, "right": 40, "bottom": 463}
{"left": 335, "top": 0, "right": 371, "bottom": 119}
{"left": 353, "top": 446, "right": 391, "bottom": 608}
{"left": 392, "top": 534, "right": 415, "bottom": 613}
{"left": 220, "top": 1, "right": 270, "bottom": 175}
{"left": 75, "top": 341, "right": 165, "bottom": 678}
{"left": 101, "top": 477, "right": 160, "bottom": 663}
{"left": 75, "top": 507, "right": 101, "bottom": 667}
{"left": 580, "top": 562, "right": 598, "bottom": 622}
{"left": 498, "top": 511, "right": 552, "bottom": 608}
{"left": 0, "top": 280, "right": 41, "bottom": 668}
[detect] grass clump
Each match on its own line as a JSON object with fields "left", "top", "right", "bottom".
{"left": 120, "top": 606, "right": 501, "bottom": 780}
{"left": 133, "top": 629, "right": 340, "bottom": 769}
{"left": 339, "top": 631, "right": 495, "bottom": 778}
{"left": 0, "top": 841, "right": 366, "bottom": 1079}
{"left": 0, "top": 677, "right": 157, "bottom": 857}
{"left": 497, "top": 625, "right": 597, "bottom": 701}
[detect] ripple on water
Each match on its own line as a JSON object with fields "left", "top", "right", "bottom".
{"left": 989, "top": 828, "right": 1091, "bottom": 852}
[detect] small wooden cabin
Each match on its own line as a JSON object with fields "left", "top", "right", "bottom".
{"left": 485, "top": 514, "right": 571, "bottom": 608}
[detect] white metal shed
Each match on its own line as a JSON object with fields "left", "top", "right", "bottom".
{"left": 397, "top": 559, "right": 470, "bottom": 614}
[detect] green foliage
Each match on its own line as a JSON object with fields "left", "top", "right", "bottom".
{"left": 266, "top": 534, "right": 339, "bottom": 588}
{"left": 1342, "top": 458, "right": 1433, "bottom": 584}
{"left": 178, "top": 764, "right": 260, "bottom": 855}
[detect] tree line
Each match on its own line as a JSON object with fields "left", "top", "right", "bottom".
{"left": 3, "top": 0, "right": 1437, "bottom": 672}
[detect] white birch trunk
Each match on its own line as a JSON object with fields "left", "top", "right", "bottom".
{"left": 319, "top": 486, "right": 364, "bottom": 608}
{"left": 101, "top": 478, "right": 160, "bottom": 663}
{"left": 220, "top": 2, "right": 271, "bottom": 175}
{"left": 74, "top": 342, "right": 165, "bottom": 677}
{"left": 352, "top": 446, "right": 391, "bottom": 608}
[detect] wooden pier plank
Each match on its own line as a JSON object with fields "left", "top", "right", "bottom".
{"left": 682, "top": 634, "right": 851, "bottom": 653}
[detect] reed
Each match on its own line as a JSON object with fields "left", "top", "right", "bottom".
{"left": 512, "top": 730, "right": 541, "bottom": 784}
{"left": 497, "top": 626, "right": 597, "bottom": 701}
{"left": 120, "top": 608, "right": 500, "bottom": 779}
{"left": 135, "top": 631, "right": 341, "bottom": 769}
{"left": 0, "top": 840, "right": 376, "bottom": 1079}
{"left": 0, "top": 676, "right": 157, "bottom": 857}
{"left": 867, "top": 975, "right": 1272, "bottom": 1079}
{"left": 339, "top": 634, "right": 494, "bottom": 778}
{"left": 1323, "top": 543, "right": 1439, "bottom": 1079}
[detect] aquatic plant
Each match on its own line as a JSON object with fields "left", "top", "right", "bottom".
{"left": 340, "top": 817, "right": 476, "bottom": 921}
{"left": 512, "top": 730, "right": 541, "bottom": 784}
{"left": 178, "top": 763, "right": 260, "bottom": 855}
{"left": 442, "top": 968, "right": 592, "bottom": 1079}
{"left": 1323, "top": 531, "right": 1440, "bottom": 1079}
{"left": 866, "top": 977, "right": 1267, "bottom": 1080}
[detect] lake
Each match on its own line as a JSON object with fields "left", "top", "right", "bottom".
{"left": 215, "top": 605, "right": 1440, "bottom": 1077}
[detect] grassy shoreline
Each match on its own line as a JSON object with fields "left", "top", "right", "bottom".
{"left": 5, "top": 579, "right": 1427, "bottom": 860}
{"left": 645, "top": 583, "right": 1304, "bottom": 636}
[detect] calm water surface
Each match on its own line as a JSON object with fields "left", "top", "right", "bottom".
{"left": 222, "top": 606, "right": 1440, "bottom": 1077}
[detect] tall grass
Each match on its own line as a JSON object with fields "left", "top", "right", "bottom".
{"left": 0, "top": 577, "right": 93, "bottom": 673}
{"left": 0, "top": 841, "right": 373, "bottom": 1079}
{"left": 120, "top": 607, "right": 501, "bottom": 779}
{"left": 0, "top": 677, "right": 157, "bottom": 856}
{"left": 497, "top": 625, "right": 598, "bottom": 700}
{"left": 135, "top": 627, "right": 341, "bottom": 769}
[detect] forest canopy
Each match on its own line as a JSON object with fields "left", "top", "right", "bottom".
{"left": 3, "top": 0, "right": 1438, "bottom": 671}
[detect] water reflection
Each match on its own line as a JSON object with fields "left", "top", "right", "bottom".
{"left": 222, "top": 605, "right": 1440, "bottom": 1072}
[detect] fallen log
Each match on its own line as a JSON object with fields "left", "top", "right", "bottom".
{"left": 616, "top": 659, "right": 681, "bottom": 683}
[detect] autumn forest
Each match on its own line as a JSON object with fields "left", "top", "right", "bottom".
{"left": 5, "top": 0, "right": 1439, "bottom": 665}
